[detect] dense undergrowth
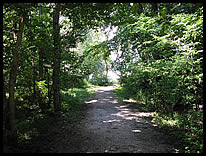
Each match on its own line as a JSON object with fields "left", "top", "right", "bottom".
{"left": 5, "top": 83, "right": 96, "bottom": 153}
{"left": 114, "top": 86, "right": 203, "bottom": 153}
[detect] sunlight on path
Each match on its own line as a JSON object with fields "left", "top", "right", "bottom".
{"left": 51, "top": 85, "right": 181, "bottom": 153}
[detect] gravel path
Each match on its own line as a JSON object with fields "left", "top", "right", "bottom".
{"left": 50, "top": 85, "right": 181, "bottom": 153}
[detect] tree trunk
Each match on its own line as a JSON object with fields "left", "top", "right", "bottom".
{"left": 52, "top": 3, "right": 61, "bottom": 111}
{"left": 8, "top": 9, "right": 25, "bottom": 142}
{"left": 32, "top": 58, "right": 36, "bottom": 104}
{"left": 38, "top": 3, "right": 43, "bottom": 79}
{"left": 3, "top": 76, "right": 8, "bottom": 152}
{"left": 38, "top": 3, "right": 44, "bottom": 109}
{"left": 47, "top": 70, "right": 51, "bottom": 109}
{"left": 151, "top": 3, "right": 158, "bottom": 14}
{"left": 104, "top": 59, "right": 108, "bottom": 82}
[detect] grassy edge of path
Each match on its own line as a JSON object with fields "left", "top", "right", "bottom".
{"left": 8, "top": 84, "right": 98, "bottom": 153}
{"left": 112, "top": 85, "right": 191, "bottom": 153}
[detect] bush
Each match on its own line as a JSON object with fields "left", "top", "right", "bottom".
{"left": 152, "top": 109, "right": 203, "bottom": 153}
{"left": 89, "top": 73, "right": 112, "bottom": 86}
{"left": 115, "top": 10, "right": 203, "bottom": 153}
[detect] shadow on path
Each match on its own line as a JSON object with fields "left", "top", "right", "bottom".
{"left": 51, "top": 86, "right": 181, "bottom": 153}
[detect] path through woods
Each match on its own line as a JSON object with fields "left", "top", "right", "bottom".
{"left": 49, "top": 85, "right": 181, "bottom": 153}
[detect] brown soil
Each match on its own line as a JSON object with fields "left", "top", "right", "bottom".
{"left": 48, "top": 85, "right": 181, "bottom": 153}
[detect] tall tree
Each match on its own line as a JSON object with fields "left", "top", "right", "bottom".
{"left": 38, "top": 3, "right": 43, "bottom": 80}
{"left": 8, "top": 3, "right": 25, "bottom": 142}
{"left": 52, "top": 3, "right": 61, "bottom": 111}
{"left": 151, "top": 3, "right": 158, "bottom": 14}
{"left": 38, "top": 3, "right": 44, "bottom": 109}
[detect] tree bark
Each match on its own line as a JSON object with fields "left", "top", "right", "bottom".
{"left": 38, "top": 3, "right": 43, "bottom": 80}
{"left": 8, "top": 8, "right": 25, "bottom": 142}
{"left": 38, "top": 3, "right": 44, "bottom": 110}
{"left": 32, "top": 58, "right": 36, "bottom": 104}
{"left": 104, "top": 59, "right": 108, "bottom": 82}
{"left": 52, "top": 3, "right": 61, "bottom": 111}
{"left": 151, "top": 3, "right": 158, "bottom": 14}
{"left": 47, "top": 70, "right": 51, "bottom": 109}
{"left": 3, "top": 76, "right": 8, "bottom": 152}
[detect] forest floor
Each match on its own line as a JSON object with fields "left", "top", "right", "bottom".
{"left": 46, "top": 85, "right": 182, "bottom": 153}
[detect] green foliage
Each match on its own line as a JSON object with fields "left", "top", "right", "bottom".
{"left": 80, "top": 31, "right": 113, "bottom": 86}
{"left": 90, "top": 73, "right": 109, "bottom": 86}
{"left": 13, "top": 84, "right": 96, "bottom": 152}
{"left": 113, "top": 86, "right": 135, "bottom": 102}
{"left": 60, "top": 85, "right": 96, "bottom": 121}
{"left": 113, "top": 6, "right": 203, "bottom": 112}
{"left": 111, "top": 4, "right": 203, "bottom": 153}
{"left": 152, "top": 110, "right": 203, "bottom": 153}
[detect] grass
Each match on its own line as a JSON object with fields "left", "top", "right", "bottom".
{"left": 113, "top": 86, "right": 153, "bottom": 112}
{"left": 151, "top": 111, "right": 203, "bottom": 153}
{"left": 113, "top": 86, "right": 132, "bottom": 101}
{"left": 60, "top": 85, "right": 97, "bottom": 122}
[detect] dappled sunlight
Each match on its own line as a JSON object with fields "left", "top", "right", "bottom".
{"left": 97, "top": 86, "right": 118, "bottom": 92}
{"left": 123, "top": 99, "right": 137, "bottom": 103}
{"left": 78, "top": 85, "right": 183, "bottom": 153}
{"left": 97, "top": 90, "right": 105, "bottom": 93}
{"left": 136, "top": 112, "right": 154, "bottom": 118}
{"left": 174, "top": 148, "right": 180, "bottom": 153}
{"left": 152, "top": 123, "right": 158, "bottom": 127}
{"left": 111, "top": 104, "right": 154, "bottom": 122}
{"left": 110, "top": 105, "right": 153, "bottom": 122}
{"left": 103, "top": 119, "right": 121, "bottom": 123}
{"left": 85, "top": 99, "right": 98, "bottom": 104}
{"left": 111, "top": 100, "right": 118, "bottom": 104}
{"left": 85, "top": 90, "right": 119, "bottom": 106}
{"left": 118, "top": 105, "right": 130, "bottom": 108}
{"left": 96, "top": 97, "right": 118, "bottom": 104}
{"left": 85, "top": 86, "right": 154, "bottom": 125}
{"left": 132, "top": 129, "right": 142, "bottom": 133}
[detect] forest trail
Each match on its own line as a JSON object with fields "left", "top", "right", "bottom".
{"left": 49, "top": 85, "right": 180, "bottom": 153}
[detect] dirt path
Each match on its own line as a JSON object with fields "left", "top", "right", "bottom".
{"left": 49, "top": 85, "right": 181, "bottom": 153}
